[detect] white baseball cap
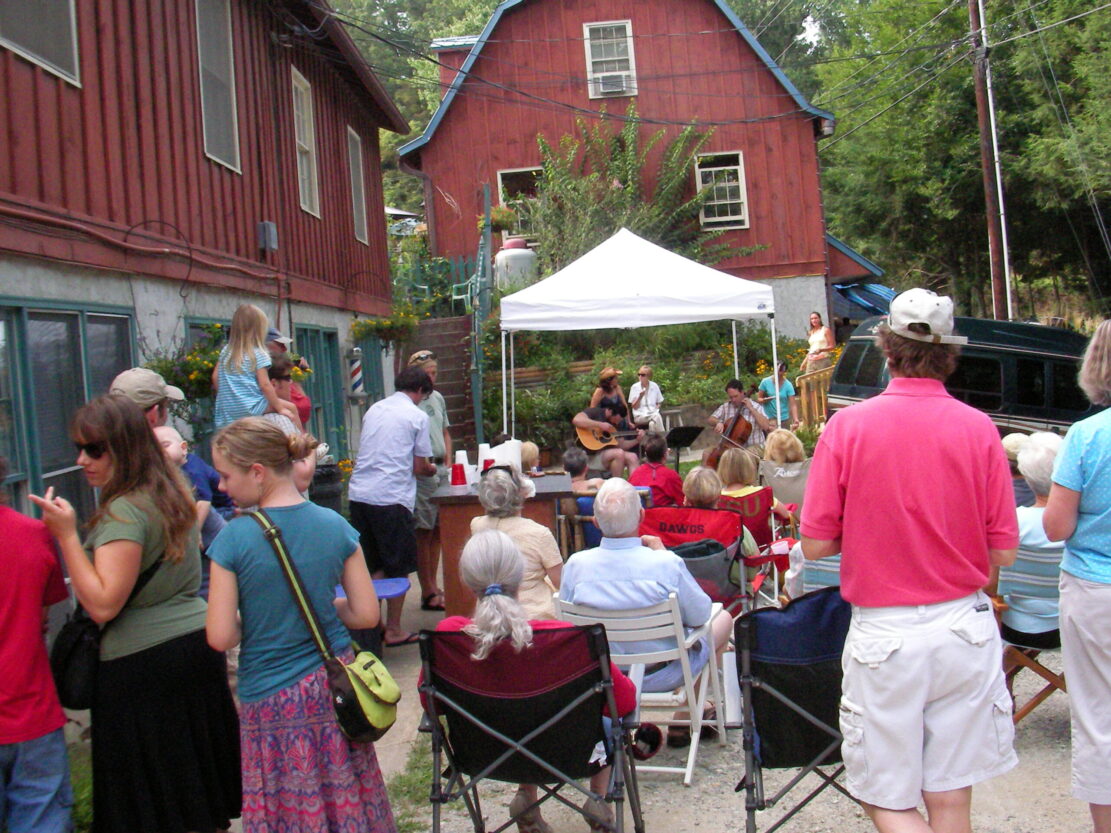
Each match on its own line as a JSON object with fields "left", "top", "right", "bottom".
{"left": 887, "top": 288, "right": 968, "bottom": 345}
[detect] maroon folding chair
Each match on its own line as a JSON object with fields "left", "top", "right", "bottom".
{"left": 419, "top": 624, "right": 644, "bottom": 833}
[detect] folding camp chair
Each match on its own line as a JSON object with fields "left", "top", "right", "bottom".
{"left": 995, "top": 546, "right": 1067, "bottom": 724}
{"left": 638, "top": 506, "right": 747, "bottom": 607}
{"left": 734, "top": 586, "right": 854, "bottom": 832}
{"left": 419, "top": 625, "right": 644, "bottom": 833}
{"left": 556, "top": 593, "right": 726, "bottom": 786}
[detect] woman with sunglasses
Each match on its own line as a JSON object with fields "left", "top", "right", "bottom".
{"left": 30, "top": 395, "right": 241, "bottom": 833}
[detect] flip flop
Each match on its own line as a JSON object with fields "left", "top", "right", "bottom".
{"left": 421, "top": 593, "right": 446, "bottom": 611}
{"left": 384, "top": 633, "right": 419, "bottom": 647}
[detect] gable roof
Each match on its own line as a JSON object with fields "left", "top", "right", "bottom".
{"left": 826, "top": 233, "right": 884, "bottom": 280}
{"left": 302, "top": 0, "right": 408, "bottom": 133}
{"left": 399, "top": 0, "right": 833, "bottom": 157}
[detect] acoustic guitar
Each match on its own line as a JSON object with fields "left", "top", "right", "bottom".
{"left": 575, "top": 425, "right": 641, "bottom": 451}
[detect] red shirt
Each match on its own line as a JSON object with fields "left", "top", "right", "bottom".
{"left": 425, "top": 617, "right": 637, "bottom": 716}
{"left": 290, "top": 383, "right": 312, "bottom": 428}
{"left": 0, "top": 506, "right": 68, "bottom": 743}
{"left": 629, "top": 462, "right": 685, "bottom": 508}
{"left": 802, "top": 377, "right": 1018, "bottom": 607}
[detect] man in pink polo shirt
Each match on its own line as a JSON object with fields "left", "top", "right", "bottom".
{"left": 802, "top": 288, "right": 1019, "bottom": 833}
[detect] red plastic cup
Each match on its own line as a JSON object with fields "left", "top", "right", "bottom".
{"left": 451, "top": 463, "right": 466, "bottom": 485}
{"left": 482, "top": 458, "right": 495, "bottom": 471}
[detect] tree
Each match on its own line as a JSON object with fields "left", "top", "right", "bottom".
{"left": 519, "top": 104, "right": 762, "bottom": 276}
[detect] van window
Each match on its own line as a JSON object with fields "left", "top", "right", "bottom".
{"left": 948, "top": 355, "right": 1002, "bottom": 411}
{"left": 1051, "top": 360, "right": 1088, "bottom": 413}
{"left": 1016, "top": 358, "right": 1045, "bottom": 407}
{"left": 855, "top": 342, "right": 888, "bottom": 389}
{"left": 832, "top": 342, "right": 867, "bottom": 385}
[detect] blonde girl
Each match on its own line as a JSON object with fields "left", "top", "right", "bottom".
{"left": 205, "top": 417, "right": 395, "bottom": 833}
{"left": 212, "top": 304, "right": 301, "bottom": 429}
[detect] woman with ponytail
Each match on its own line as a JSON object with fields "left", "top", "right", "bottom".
{"left": 434, "top": 530, "right": 638, "bottom": 833}
{"left": 204, "top": 417, "right": 395, "bottom": 833}
{"left": 31, "top": 395, "right": 241, "bottom": 833}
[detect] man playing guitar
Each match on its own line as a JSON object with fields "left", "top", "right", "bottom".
{"left": 572, "top": 398, "right": 643, "bottom": 478}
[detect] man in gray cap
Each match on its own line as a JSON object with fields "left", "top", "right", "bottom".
{"left": 109, "top": 367, "right": 184, "bottom": 428}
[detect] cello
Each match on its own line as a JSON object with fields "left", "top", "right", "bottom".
{"left": 704, "top": 407, "right": 752, "bottom": 469}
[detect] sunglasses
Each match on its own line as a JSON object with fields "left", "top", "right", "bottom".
{"left": 273, "top": 374, "right": 292, "bottom": 381}
{"left": 74, "top": 441, "right": 108, "bottom": 460}
{"left": 412, "top": 350, "right": 436, "bottom": 362}
{"left": 638, "top": 372, "right": 648, "bottom": 376}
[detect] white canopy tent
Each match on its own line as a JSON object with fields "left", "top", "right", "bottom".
{"left": 497, "top": 228, "right": 784, "bottom": 433}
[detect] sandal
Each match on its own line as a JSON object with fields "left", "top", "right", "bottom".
{"left": 665, "top": 707, "right": 719, "bottom": 748}
{"left": 583, "top": 797, "right": 614, "bottom": 833}
{"left": 421, "top": 593, "right": 445, "bottom": 611}
{"left": 509, "top": 788, "right": 554, "bottom": 833}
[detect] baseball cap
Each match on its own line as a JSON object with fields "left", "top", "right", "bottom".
{"left": 266, "top": 327, "right": 293, "bottom": 347}
{"left": 887, "top": 288, "right": 968, "bottom": 345}
{"left": 110, "top": 368, "right": 185, "bottom": 408}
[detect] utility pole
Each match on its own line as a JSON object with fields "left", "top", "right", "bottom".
{"left": 968, "top": 0, "right": 1012, "bottom": 319}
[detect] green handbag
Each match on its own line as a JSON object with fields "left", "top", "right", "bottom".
{"left": 250, "top": 511, "right": 400, "bottom": 743}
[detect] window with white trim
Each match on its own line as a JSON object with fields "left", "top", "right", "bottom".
{"left": 347, "top": 127, "right": 368, "bottom": 244}
{"left": 583, "top": 21, "right": 636, "bottom": 99}
{"left": 291, "top": 67, "right": 320, "bottom": 216}
{"left": 195, "top": 0, "right": 240, "bottom": 171}
{"left": 695, "top": 152, "right": 749, "bottom": 229}
{"left": 0, "top": 0, "right": 79, "bottom": 84}
{"left": 496, "top": 167, "right": 542, "bottom": 239}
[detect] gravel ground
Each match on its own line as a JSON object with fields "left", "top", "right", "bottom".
{"left": 429, "top": 653, "right": 1080, "bottom": 833}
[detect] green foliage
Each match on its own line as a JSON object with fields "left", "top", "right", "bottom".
{"left": 69, "top": 742, "right": 92, "bottom": 833}
{"left": 143, "top": 324, "right": 223, "bottom": 446}
{"left": 518, "top": 103, "right": 763, "bottom": 276}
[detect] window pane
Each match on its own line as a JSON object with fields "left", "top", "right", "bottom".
{"left": 85, "top": 314, "right": 132, "bottom": 397}
{"left": 855, "top": 342, "right": 888, "bottom": 388}
{"left": 0, "top": 0, "right": 78, "bottom": 81}
{"left": 196, "top": 0, "right": 239, "bottom": 168}
{"left": 832, "top": 341, "right": 866, "bottom": 385}
{"left": 0, "top": 311, "right": 19, "bottom": 470}
{"left": 1051, "top": 360, "right": 1088, "bottom": 413}
{"left": 27, "top": 312, "right": 84, "bottom": 473}
{"left": 948, "top": 356, "right": 1002, "bottom": 410}
{"left": 347, "top": 129, "right": 368, "bottom": 244}
{"left": 1015, "top": 358, "right": 1045, "bottom": 408}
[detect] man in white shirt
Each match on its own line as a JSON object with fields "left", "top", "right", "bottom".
{"left": 348, "top": 366, "right": 437, "bottom": 646}
{"left": 628, "top": 365, "right": 665, "bottom": 434}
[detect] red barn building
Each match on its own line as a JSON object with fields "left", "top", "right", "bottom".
{"left": 0, "top": 0, "right": 405, "bottom": 510}
{"left": 399, "top": 0, "right": 880, "bottom": 338}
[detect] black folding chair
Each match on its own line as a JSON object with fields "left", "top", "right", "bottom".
{"left": 419, "top": 624, "right": 645, "bottom": 833}
{"left": 734, "top": 586, "right": 854, "bottom": 832}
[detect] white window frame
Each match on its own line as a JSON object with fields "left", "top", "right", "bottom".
{"left": 582, "top": 20, "right": 636, "bottom": 100}
{"left": 195, "top": 0, "right": 241, "bottom": 172}
{"left": 695, "top": 151, "right": 749, "bottom": 230}
{"left": 496, "top": 167, "right": 542, "bottom": 240}
{"left": 0, "top": 0, "right": 81, "bottom": 86}
{"left": 291, "top": 66, "right": 320, "bottom": 218}
{"left": 346, "top": 126, "right": 368, "bottom": 245}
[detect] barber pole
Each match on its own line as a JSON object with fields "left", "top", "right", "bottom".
{"left": 347, "top": 347, "right": 365, "bottom": 397}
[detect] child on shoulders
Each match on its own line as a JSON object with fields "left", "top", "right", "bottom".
{"left": 212, "top": 304, "right": 301, "bottom": 430}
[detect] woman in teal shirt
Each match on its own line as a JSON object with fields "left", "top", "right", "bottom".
{"left": 1044, "top": 319, "right": 1111, "bottom": 833}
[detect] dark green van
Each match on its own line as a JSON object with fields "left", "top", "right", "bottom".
{"left": 828, "top": 316, "right": 1099, "bottom": 434}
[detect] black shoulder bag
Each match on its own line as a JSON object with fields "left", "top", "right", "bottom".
{"left": 49, "top": 557, "right": 163, "bottom": 710}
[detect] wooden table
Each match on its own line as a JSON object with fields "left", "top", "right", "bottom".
{"left": 432, "top": 474, "right": 575, "bottom": 617}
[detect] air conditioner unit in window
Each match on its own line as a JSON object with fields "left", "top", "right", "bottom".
{"left": 596, "top": 73, "right": 630, "bottom": 95}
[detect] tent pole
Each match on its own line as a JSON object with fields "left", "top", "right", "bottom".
{"left": 769, "top": 315, "right": 781, "bottom": 425}
{"left": 510, "top": 331, "right": 516, "bottom": 436}
{"left": 731, "top": 320, "right": 739, "bottom": 379}
{"left": 501, "top": 330, "right": 508, "bottom": 434}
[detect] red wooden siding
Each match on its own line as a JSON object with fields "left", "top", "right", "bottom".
{"left": 0, "top": 0, "right": 397, "bottom": 316}
{"left": 411, "top": 0, "right": 829, "bottom": 282}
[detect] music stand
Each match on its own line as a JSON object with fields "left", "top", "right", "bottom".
{"left": 666, "top": 425, "right": 704, "bottom": 473}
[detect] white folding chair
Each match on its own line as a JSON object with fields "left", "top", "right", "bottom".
{"left": 555, "top": 593, "right": 726, "bottom": 786}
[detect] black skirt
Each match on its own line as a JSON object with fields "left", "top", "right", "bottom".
{"left": 92, "top": 629, "right": 242, "bottom": 833}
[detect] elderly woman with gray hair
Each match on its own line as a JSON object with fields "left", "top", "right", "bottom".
{"left": 470, "top": 466, "right": 563, "bottom": 619}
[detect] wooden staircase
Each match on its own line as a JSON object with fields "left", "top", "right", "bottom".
{"left": 403, "top": 315, "right": 477, "bottom": 450}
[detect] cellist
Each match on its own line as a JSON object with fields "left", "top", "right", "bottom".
{"left": 704, "top": 379, "right": 772, "bottom": 466}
